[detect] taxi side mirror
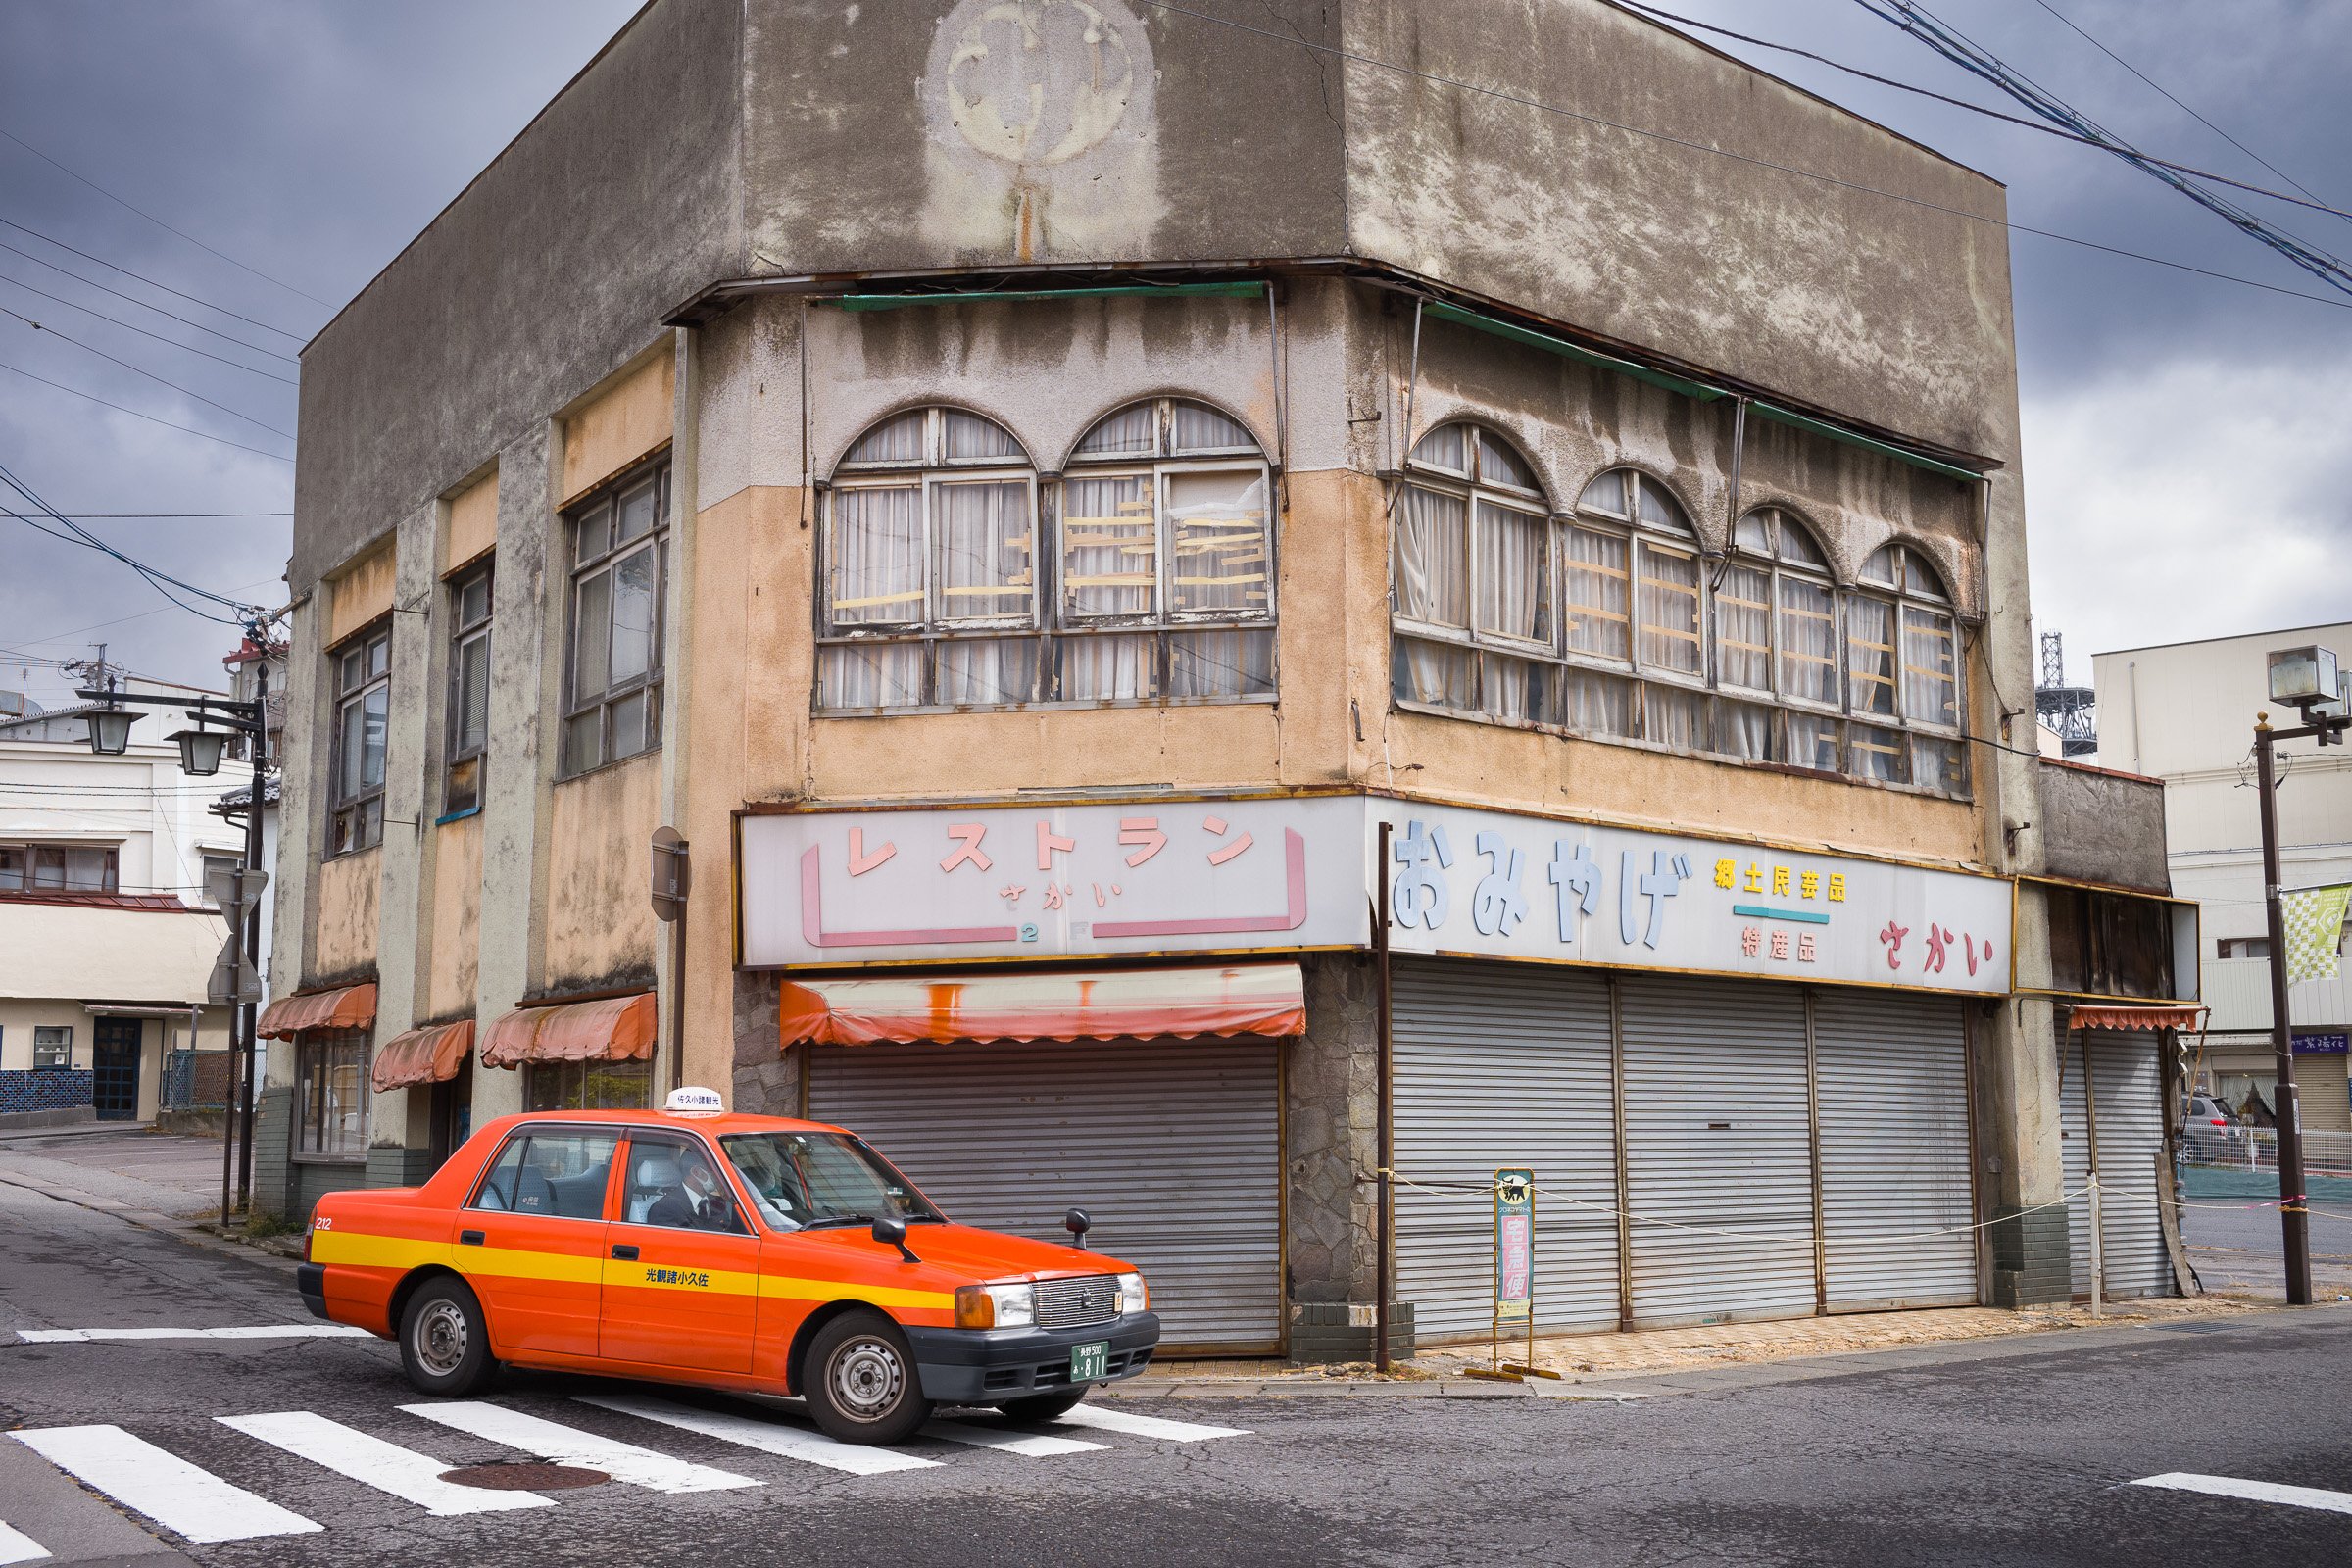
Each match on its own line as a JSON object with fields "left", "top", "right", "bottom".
{"left": 1064, "top": 1207, "right": 1092, "bottom": 1249}
{"left": 871, "top": 1213, "right": 920, "bottom": 1264}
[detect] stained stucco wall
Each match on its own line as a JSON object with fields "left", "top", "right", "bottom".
{"left": 312, "top": 849, "right": 380, "bottom": 983}
{"left": 543, "top": 753, "right": 662, "bottom": 994}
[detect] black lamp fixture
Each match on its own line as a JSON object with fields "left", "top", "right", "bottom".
{"left": 170, "top": 726, "right": 231, "bottom": 777}
{"left": 84, "top": 708, "right": 135, "bottom": 756}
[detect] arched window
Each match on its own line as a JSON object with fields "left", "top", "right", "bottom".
{"left": 1059, "top": 397, "right": 1274, "bottom": 702}
{"left": 1847, "top": 542, "right": 1963, "bottom": 790}
{"left": 1714, "top": 507, "right": 1838, "bottom": 766}
{"left": 1391, "top": 422, "right": 1552, "bottom": 721}
{"left": 1558, "top": 468, "right": 1705, "bottom": 744}
{"left": 819, "top": 407, "right": 1040, "bottom": 710}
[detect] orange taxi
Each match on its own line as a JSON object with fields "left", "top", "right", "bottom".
{"left": 296, "top": 1088, "right": 1159, "bottom": 1445}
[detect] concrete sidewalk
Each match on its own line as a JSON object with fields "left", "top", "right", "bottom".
{"left": 0, "top": 1123, "right": 225, "bottom": 1223}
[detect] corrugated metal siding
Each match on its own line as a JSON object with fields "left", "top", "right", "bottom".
{"left": 807, "top": 1039, "right": 1281, "bottom": 1351}
{"left": 1813, "top": 992, "right": 1978, "bottom": 1311}
{"left": 1621, "top": 976, "right": 1817, "bottom": 1327}
{"left": 2060, "top": 1030, "right": 2173, "bottom": 1300}
{"left": 1392, "top": 960, "right": 1620, "bottom": 1343}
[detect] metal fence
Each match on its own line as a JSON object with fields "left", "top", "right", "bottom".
{"left": 2177, "top": 1125, "right": 2352, "bottom": 1208}
{"left": 161, "top": 1050, "right": 231, "bottom": 1112}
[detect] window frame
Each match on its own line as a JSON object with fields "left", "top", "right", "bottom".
{"left": 1, "top": 843, "right": 121, "bottom": 893}
{"left": 32, "top": 1025, "right": 73, "bottom": 1070}
{"left": 1847, "top": 542, "right": 1966, "bottom": 792}
{"left": 293, "top": 1028, "right": 368, "bottom": 1162}
{"left": 442, "top": 557, "right": 495, "bottom": 820}
{"left": 523, "top": 1056, "right": 654, "bottom": 1113}
{"left": 561, "top": 459, "right": 670, "bottom": 780}
{"left": 325, "top": 623, "right": 391, "bottom": 858}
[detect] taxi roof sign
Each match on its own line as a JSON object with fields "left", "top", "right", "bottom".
{"left": 664, "top": 1086, "right": 724, "bottom": 1117}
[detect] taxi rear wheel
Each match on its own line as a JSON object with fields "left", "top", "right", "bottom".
{"left": 805, "top": 1310, "right": 930, "bottom": 1446}
{"left": 399, "top": 1277, "right": 495, "bottom": 1397}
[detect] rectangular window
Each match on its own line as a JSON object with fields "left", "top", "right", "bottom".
{"left": 468, "top": 1130, "right": 620, "bottom": 1218}
{"left": 2, "top": 845, "right": 119, "bottom": 892}
{"left": 1900, "top": 604, "right": 1959, "bottom": 729}
{"left": 1845, "top": 596, "right": 1898, "bottom": 718}
{"left": 33, "top": 1025, "right": 72, "bottom": 1069}
{"left": 1636, "top": 541, "right": 1701, "bottom": 676}
{"left": 1716, "top": 564, "right": 1773, "bottom": 694}
{"left": 524, "top": 1057, "right": 653, "bottom": 1112}
{"left": 295, "top": 1030, "right": 368, "bottom": 1158}
{"left": 444, "top": 560, "right": 493, "bottom": 818}
{"left": 564, "top": 463, "right": 667, "bottom": 777}
{"left": 328, "top": 624, "right": 391, "bottom": 855}
{"left": 1777, "top": 576, "right": 1839, "bottom": 706}
{"left": 1472, "top": 499, "right": 1551, "bottom": 647}
{"left": 1560, "top": 525, "right": 1629, "bottom": 661}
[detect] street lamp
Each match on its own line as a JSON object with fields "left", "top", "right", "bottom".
{"left": 83, "top": 708, "right": 135, "bottom": 755}
{"left": 2253, "top": 641, "right": 2350, "bottom": 1309}
{"left": 169, "top": 726, "right": 230, "bottom": 777}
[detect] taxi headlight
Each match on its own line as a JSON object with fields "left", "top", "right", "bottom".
{"left": 955, "top": 1281, "right": 1036, "bottom": 1330}
{"left": 1117, "top": 1272, "right": 1148, "bottom": 1314}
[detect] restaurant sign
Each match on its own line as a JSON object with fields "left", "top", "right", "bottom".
{"left": 738, "top": 794, "right": 2013, "bottom": 994}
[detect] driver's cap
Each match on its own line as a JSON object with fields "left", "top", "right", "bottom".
{"left": 664, "top": 1086, "right": 724, "bottom": 1117}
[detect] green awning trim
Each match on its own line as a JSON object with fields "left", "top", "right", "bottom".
{"left": 1420, "top": 298, "right": 1986, "bottom": 485}
{"left": 1422, "top": 300, "right": 1721, "bottom": 402}
{"left": 826, "top": 282, "right": 1266, "bottom": 311}
{"left": 1749, "top": 401, "right": 1985, "bottom": 483}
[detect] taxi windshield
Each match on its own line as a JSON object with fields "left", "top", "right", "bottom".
{"left": 717, "top": 1132, "right": 945, "bottom": 1233}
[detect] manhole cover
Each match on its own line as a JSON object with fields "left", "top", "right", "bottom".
{"left": 438, "top": 1462, "right": 609, "bottom": 1491}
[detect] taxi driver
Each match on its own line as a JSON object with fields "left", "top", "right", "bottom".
{"left": 650, "top": 1147, "right": 737, "bottom": 1231}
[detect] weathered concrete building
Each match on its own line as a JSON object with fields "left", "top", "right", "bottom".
{"left": 264, "top": 0, "right": 2194, "bottom": 1353}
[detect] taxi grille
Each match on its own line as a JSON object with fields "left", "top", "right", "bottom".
{"left": 1033, "top": 1275, "right": 1121, "bottom": 1329}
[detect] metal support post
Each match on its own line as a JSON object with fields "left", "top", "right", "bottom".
{"left": 2253, "top": 716, "right": 2314, "bottom": 1305}
{"left": 1373, "top": 818, "right": 1394, "bottom": 1374}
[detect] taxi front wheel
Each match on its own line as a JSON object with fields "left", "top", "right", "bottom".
{"left": 398, "top": 1277, "right": 496, "bottom": 1397}
{"left": 805, "top": 1310, "right": 931, "bottom": 1446}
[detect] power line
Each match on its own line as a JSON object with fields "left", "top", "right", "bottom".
{"left": 0, "top": 125, "right": 336, "bottom": 309}
{"left": 0, "top": 462, "right": 267, "bottom": 623}
{"left": 0, "top": 242, "right": 301, "bottom": 363}
{"left": 36, "top": 511, "right": 291, "bottom": 518}
{"left": 1, "top": 305, "right": 296, "bottom": 440}
{"left": 0, "top": 499, "right": 244, "bottom": 624}
{"left": 2030, "top": 0, "right": 2338, "bottom": 219}
{"left": 0, "top": 272, "right": 299, "bottom": 384}
{"left": 0, "top": 574, "right": 285, "bottom": 649}
{"left": 0, "top": 216, "right": 309, "bottom": 343}
{"left": 0, "top": 359, "right": 296, "bottom": 463}
{"left": 1133, "top": 1, "right": 2352, "bottom": 312}
{"left": 1615, "top": 2, "right": 2352, "bottom": 223}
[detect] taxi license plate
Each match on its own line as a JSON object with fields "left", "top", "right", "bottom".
{"left": 1069, "top": 1341, "right": 1109, "bottom": 1381}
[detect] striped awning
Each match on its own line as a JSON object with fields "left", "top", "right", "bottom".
{"left": 255, "top": 982, "right": 377, "bottom": 1040}
{"left": 479, "top": 993, "right": 657, "bottom": 1068}
{"left": 2069, "top": 1004, "right": 2206, "bottom": 1032}
{"left": 778, "top": 963, "right": 1307, "bottom": 1048}
{"left": 370, "top": 1019, "right": 476, "bottom": 1093}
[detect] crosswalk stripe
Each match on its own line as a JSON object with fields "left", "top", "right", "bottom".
{"left": 920, "top": 1418, "right": 1107, "bottom": 1457}
{"left": 399, "top": 1402, "right": 760, "bottom": 1494}
{"left": 1052, "top": 1404, "right": 1251, "bottom": 1443}
{"left": 576, "top": 1396, "right": 940, "bottom": 1477}
{"left": 2129, "top": 1473, "right": 2352, "bottom": 1515}
{"left": 9, "top": 1426, "right": 323, "bottom": 1544}
{"left": 0, "top": 1521, "right": 48, "bottom": 1566}
{"left": 16, "top": 1326, "right": 372, "bottom": 1344}
{"left": 219, "top": 1411, "right": 555, "bottom": 1515}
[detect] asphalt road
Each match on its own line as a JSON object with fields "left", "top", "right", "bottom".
{"left": 3, "top": 1168, "right": 2351, "bottom": 1568}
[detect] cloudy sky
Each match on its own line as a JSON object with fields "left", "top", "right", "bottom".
{"left": 0, "top": 0, "right": 2344, "bottom": 713}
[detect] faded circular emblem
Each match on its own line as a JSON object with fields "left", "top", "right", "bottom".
{"left": 932, "top": 0, "right": 1152, "bottom": 168}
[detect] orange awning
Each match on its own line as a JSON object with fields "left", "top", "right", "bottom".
{"left": 370, "top": 1019, "right": 475, "bottom": 1093}
{"left": 2070, "top": 1004, "right": 2206, "bottom": 1032}
{"left": 778, "top": 963, "right": 1306, "bottom": 1048}
{"left": 255, "top": 982, "right": 377, "bottom": 1040}
{"left": 479, "top": 993, "right": 657, "bottom": 1068}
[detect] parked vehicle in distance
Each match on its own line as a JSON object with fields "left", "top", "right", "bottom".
{"left": 2180, "top": 1094, "right": 2241, "bottom": 1163}
{"left": 297, "top": 1089, "right": 1158, "bottom": 1445}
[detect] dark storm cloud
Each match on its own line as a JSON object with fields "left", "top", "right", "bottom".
{"left": 0, "top": 0, "right": 2342, "bottom": 704}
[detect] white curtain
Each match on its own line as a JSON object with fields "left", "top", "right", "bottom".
{"left": 1913, "top": 734, "right": 1965, "bottom": 795}
{"left": 1787, "top": 710, "right": 1840, "bottom": 771}
{"left": 1061, "top": 474, "right": 1156, "bottom": 618}
{"left": 1642, "top": 683, "right": 1705, "bottom": 750}
{"left": 936, "top": 638, "right": 1038, "bottom": 705}
{"left": 1845, "top": 595, "right": 1898, "bottom": 717}
{"left": 1076, "top": 403, "right": 1157, "bottom": 458}
{"left": 1474, "top": 500, "right": 1549, "bottom": 644}
{"left": 1715, "top": 564, "right": 1773, "bottom": 692}
{"left": 1717, "top": 699, "right": 1775, "bottom": 761}
{"left": 1170, "top": 628, "right": 1274, "bottom": 698}
{"left": 818, "top": 643, "right": 925, "bottom": 710}
{"left": 1777, "top": 575, "right": 1838, "bottom": 705}
{"left": 1637, "top": 542, "right": 1701, "bottom": 675}
{"left": 1393, "top": 485, "right": 1466, "bottom": 628}
{"left": 1479, "top": 652, "right": 1542, "bottom": 722}
{"left": 1410, "top": 423, "right": 1468, "bottom": 474}
{"left": 1850, "top": 722, "right": 1909, "bottom": 783}
{"left": 1561, "top": 525, "right": 1628, "bottom": 660}
{"left": 1391, "top": 636, "right": 1474, "bottom": 710}
{"left": 830, "top": 486, "right": 924, "bottom": 627}
{"left": 934, "top": 479, "right": 1034, "bottom": 624}
{"left": 846, "top": 410, "right": 926, "bottom": 466}
{"left": 942, "top": 411, "right": 1020, "bottom": 462}
{"left": 1167, "top": 470, "right": 1270, "bottom": 616}
{"left": 1170, "top": 401, "right": 1254, "bottom": 453}
{"left": 1901, "top": 605, "right": 1959, "bottom": 727}
{"left": 1557, "top": 668, "right": 1634, "bottom": 737}
{"left": 1058, "top": 632, "right": 1156, "bottom": 701}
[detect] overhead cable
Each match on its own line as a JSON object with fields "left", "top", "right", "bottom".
{"left": 0, "top": 272, "right": 298, "bottom": 384}
{"left": 0, "top": 216, "right": 309, "bottom": 342}
{"left": 0, "top": 241, "right": 301, "bottom": 362}
{"left": 1853, "top": 1, "right": 2352, "bottom": 300}
{"left": 1, "top": 305, "right": 296, "bottom": 439}
{"left": 0, "top": 359, "right": 296, "bottom": 463}
{"left": 0, "top": 461, "right": 269, "bottom": 622}
{"left": 0, "top": 125, "right": 337, "bottom": 309}
{"left": 1132, "top": 1, "right": 2352, "bottom": 311}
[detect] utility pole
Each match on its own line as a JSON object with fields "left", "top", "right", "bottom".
{"left": 2254, "top": 714, "right": 2313, "bottom": 1305}
{"left": 234, "top": 650, "right": 270, "bottom": 1211}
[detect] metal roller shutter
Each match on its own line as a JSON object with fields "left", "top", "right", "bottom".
{"left": 806, "top": 1039, "right": 1282, "bottom": 1352}
{"left": 1622, "top": 975, "right": 1816, "bottom": 1327}
{"left": 1392, "top": 959, "right": 1619, "bottom": 1343}
{"left": 2059, "top": 1029, "right": 2173, "bottom": 1300}
{"left": 1813, "top": 991, "right": 1979, "bottom": 1311}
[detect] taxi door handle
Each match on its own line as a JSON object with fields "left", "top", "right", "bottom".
{"left": 459, "top": 1230, "right": 484, "bottom": 1247}
{"left": 611, "top": 1244, "right": 640, "bottom": 1260}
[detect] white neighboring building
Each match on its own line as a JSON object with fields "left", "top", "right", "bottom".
{"left": 2094, "top": 622, "right": 2352, "bottom": 1130}
{"left": 0, "top": 677, "right": 251, "bottom": 1123}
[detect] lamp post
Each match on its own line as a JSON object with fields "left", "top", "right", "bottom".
{"left": 78, "top": 658, "right": 272, "bottom": 1219}
{"left": 2255, "top": 646, "right": 2351, "bottom": 1307}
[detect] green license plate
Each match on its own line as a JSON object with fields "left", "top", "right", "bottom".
{"left": 1069, "top": 1341, "right": 1109, "bottom": 1381}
